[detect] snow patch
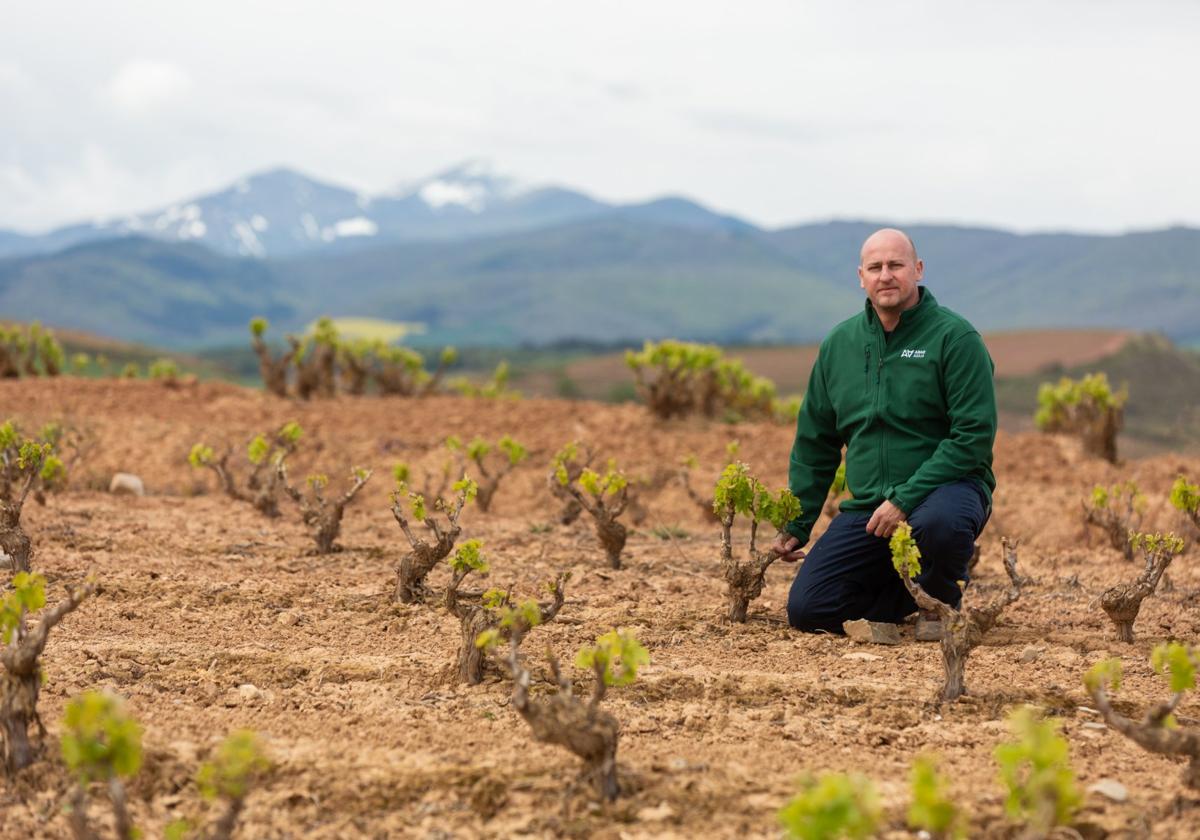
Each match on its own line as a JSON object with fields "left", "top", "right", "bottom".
{"left": 250, "top": 214, "right": 269, "bottom": 232}
{"left": 232, "top": 222, "right": 265, "bottom": 257}
{"left": 330, "top": 216, "right": 378, "bottom": 237}
{"left": 300, "top": 213, "right": 320, "bottom": 240}
{"left": 235, "top": 179, "right": 250, "bottom": 195}
{"left": 153, "top": 206, "right": 178, "bottom": 230}
{"left": 179, "top": 220, "right": 207, "bottom": 239}
{"left": 419, "top": 179, "right": 487, "bottom": 212}
{"left": 154, "top": 203, "right": 203, "bottom": 231}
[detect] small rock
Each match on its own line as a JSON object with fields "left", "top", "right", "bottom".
{"left": 637, "top": 801, "right": 676, "bottom": 822}
{"left": 276, "top": 611, "right": 302, "bottom": 626}
{"left": 109, "top": 473, "right": 145, "bottom": 496}
{"left": 1019, "top": 645, "right": 1044, "bottom": 664}
{"left": 843, "top": 619, "right": 901, "bottom": 645}
{"left": 1088, "top": 778, "right": 1128, "bottom": 802}
{"left": 842, "top": 651, "right": 883, "bottom": 662}
{"left": 1082, "top": 722, "right": 1108, "bottom": 731}
{"left": 238, "top": 683, "right": 263, "bottom": 703}
{"left": 1052, "top": 648, "right": 1082, "bottom": 666}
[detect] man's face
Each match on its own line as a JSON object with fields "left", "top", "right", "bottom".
{"left": 858, "top": 231, "right": 923, "bottom": 315}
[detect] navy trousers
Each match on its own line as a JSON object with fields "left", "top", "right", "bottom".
{"left": 786, "top": 480, "right": 989, "bottom": 633}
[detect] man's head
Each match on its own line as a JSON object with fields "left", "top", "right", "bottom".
{"left": 858, "top": 228, "right": 923, "bottom": 319}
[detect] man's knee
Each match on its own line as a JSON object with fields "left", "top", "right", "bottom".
{"left": 787, "top": 584, "right": 842, "bottom": 633}
{"left": 912, "top": 517, "right": 975, "bottom": 561}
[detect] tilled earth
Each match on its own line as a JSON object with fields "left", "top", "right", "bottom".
{"left": 1, "top": 377, "right": 1199, "bottom": 838}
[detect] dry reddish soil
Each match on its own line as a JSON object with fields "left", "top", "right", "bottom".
{"left": 554, "top": 329, "right": 1132, "bottom": 400}
{"left": 1, "top": 377, "right": 1198, "bottom": 839}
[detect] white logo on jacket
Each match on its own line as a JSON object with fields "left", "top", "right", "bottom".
{"left": 900, "top": 348, "right": 926, "bottom": 359}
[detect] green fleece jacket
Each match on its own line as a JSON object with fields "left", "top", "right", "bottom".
{"left": 786, "top": 287, "right": 996, "bottom": 544}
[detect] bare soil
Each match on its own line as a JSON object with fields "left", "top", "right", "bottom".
{"left": 1, "top": 376, "right": 1198, "bottom": 839}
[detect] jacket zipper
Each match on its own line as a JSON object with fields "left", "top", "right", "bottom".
{"left": 876, "top": 338, "right": 889, "bottom": 492}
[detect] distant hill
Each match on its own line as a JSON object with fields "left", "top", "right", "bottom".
{"left": 769, "top": 221, "right": 1200, "bottom": 341}
{"left": 0, "top": 237, "right": 295, "bottom": 346}
{"left": 994, "top": 333, "right": 1200, "bottom": 454}
{"left": 2, "top": 213, "right": 1200, "bottom": 350}
{"left": 275, "top": 216, "right": 859, "bottom": 346}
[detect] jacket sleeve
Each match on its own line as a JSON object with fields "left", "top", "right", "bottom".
{"left": 786, "top": 352, "right": 843, "bottom": 544}
{"left": 888, "top": 331, "right": 996, "bottom": 514}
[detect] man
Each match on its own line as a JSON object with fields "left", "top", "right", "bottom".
{"left": 773, "top": 228, "right": 996, "bottom": 637}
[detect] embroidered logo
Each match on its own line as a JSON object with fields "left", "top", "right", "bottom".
{"left": 900, "top": 349, "right": 926, "bottom": 359}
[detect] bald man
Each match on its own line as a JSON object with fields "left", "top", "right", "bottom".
{"left": 773, "top": 229, "right": 996, "bottom": 638}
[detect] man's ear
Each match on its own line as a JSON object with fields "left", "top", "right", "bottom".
{"left": 914, "top": 259, "right": 924, "bottom": 281}
{"left": 857, "top": 265, "right": 866, "bottom": 289}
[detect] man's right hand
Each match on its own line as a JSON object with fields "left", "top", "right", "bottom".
{"left": 771, "top": 534, "right": 806, "bottom": 563}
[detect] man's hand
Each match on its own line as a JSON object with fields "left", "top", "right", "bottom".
{"left": 771, "top": 534, "right": 806, "bottom": 563}
{"left": 865, "top": 499, "right": 906, "bottom": 538}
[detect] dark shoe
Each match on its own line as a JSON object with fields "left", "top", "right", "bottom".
{"left": 915, "top": 610, "right": 942, "bottom": 642}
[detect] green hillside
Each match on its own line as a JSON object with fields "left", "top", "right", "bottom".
{"left": 0, "top": 237, "right": 296, "bottom": 347}
{"left": 995, "top": 334, "right": 1200, "bottom": 452}
{"left": 2, "top": 218, "right": 1199, "bottom": 350}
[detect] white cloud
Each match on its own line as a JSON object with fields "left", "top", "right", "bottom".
{"left": 104, "top": 59, "right": 191, "bottom": 111}
{"left": 0, "top": 1, "right": 1197, "bottom": 233}
{"left": 0, "top": 61, "right": 32, "bottom": 90}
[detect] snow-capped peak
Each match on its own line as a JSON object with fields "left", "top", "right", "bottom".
{"left": 419, "top": 179, "right": 489, "bottom": 212}
{"left": 392, "top": 159, "right": 534, "bottom": 213}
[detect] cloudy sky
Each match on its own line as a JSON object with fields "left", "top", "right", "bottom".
{"left": 2, "top": 0, "right": 1196, "bottom": 234}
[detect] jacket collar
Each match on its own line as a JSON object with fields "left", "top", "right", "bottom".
{"left": 863, "top": 286, "right": 937, "bottom": 332}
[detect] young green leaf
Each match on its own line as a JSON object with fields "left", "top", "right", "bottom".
{"left": 196, "top": 730, "right": 271, "bottom": 801}
{"left": 778, "top": 772, "right": 881, "bottom": 840}
{"left": 1150, "top": 642, "right": 1197, "bottom": 693}
{"left": 575, "top": 629, "right": 648, "bottom": 687}
{"left": 61, "top": 692, "right": 143, "bottom": 784}
{"left": 890, "top": 522, "right": 922, "bottom": 579}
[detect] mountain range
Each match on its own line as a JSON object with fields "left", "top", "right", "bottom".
{"left": 0, "top": 162, "right": 747, "bottom": 260}
{"left": 1, "top": 164, "right": 1198, "bottom": 349}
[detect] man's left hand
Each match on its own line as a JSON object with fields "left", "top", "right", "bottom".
{"left": 865, "top": 499, "right": 906, "bottom": 538}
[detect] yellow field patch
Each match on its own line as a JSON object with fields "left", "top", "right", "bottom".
{"left": 310, "top": 317, "right": 427, "bottom": 343}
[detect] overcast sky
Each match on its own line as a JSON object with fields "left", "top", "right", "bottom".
{"left": 2, "top": 0, "right": 1197, "bottom": 234}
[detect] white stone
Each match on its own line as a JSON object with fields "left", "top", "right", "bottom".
{"left": 109, "top": 473, "right": 145, "bottom": 496}
{"left": 842, "top": 651, "right": 883, "bottom": 662}
{"left": 1018, "top": 645, "right": 1044, "bottom": 663}
{"left": 238, "top": 683, "right": 263, "bottom": 702}
{"left": 1088, "top": 779, "right": 1128, "bottom": 802}
{"left": 637, "top": 802, "right": 676, "bottom": 822}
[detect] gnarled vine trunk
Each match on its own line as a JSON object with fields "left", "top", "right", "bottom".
{"left": 1100, "top": 541, "right": 1176, "bottom": 643}
{"left": 899, "top": 538, "right": 1022, "bottom": 702}
{"left": 0, "top": 505, "right": 31, "bottom": 574}
{"left": 509, "top": 646, "right": 620, "bottom": 800}
{"left": 2, "top": 583, "right": 93, "bottom": 773}
{"left": 717, "top": 511, "right": 779, "bottom": 623}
